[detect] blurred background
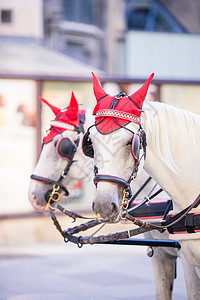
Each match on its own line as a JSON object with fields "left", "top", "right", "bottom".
{"left": 0, "top": 0, "right": 200, "bottom": 245}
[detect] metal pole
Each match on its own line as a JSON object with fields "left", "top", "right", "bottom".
{"left": 102, "top": 239, "right": 181, "bottom": 248}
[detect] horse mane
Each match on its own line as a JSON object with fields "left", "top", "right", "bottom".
{"left": 143, "top": 101, "right": 200, "bottom": 173}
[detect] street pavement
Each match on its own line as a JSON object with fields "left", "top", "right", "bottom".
{"left": 0, "top": 241, "right": 187, "bottom": 300}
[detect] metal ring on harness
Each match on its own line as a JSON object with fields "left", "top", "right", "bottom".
{"left": 47, "top": 184, "right": 61, "bottom": 210}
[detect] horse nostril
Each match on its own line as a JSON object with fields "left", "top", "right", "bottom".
{"left": 111, "top": 202, "right": 119, "bottom": 216}
{"left": 45, "top": 189, "right": 52, "bottom": 203}
{"left": 92, "top": 201, "right": 96, "bottom": 212}
{"left": 31, "top": 194, "right": 37, "bottom": 203}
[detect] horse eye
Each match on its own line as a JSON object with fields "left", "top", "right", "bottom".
{"left": 126, "top": 139, "right": 132, "bottom": 146}
{"left": 54, "top": 140, "right": 58, "bottom": 147}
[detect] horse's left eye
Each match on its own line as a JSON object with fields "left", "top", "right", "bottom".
{"left": 54, "top": 141, "right": 58, "bottom": 147}
{"left": 126, "top": 139, "right": 132, "bottom": 146}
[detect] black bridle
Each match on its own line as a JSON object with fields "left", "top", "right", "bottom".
{"left": 93, "top": 127, "right": 145, "bottom": 202}
{"left": 82, "top": 92, "right": 147, "bottom": 203}
{"left": 31, "top": 112, "right": 85, "bottom": 203}
{"left": 92, "top": 123, "right": 146, "bottom": 198}
{"left": 31, "top": 137, "right": 79, "bottom": 199}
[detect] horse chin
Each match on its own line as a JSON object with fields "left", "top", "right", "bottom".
{"left": 100, "top": 215, "right": 120, "bottom": 224}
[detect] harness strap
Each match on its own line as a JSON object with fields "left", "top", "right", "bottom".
{"left": 166, "top": 213, "right": 200, "bottom": 234}
{"left": 78, "top": 110, "right": 86, "bottom": 133}
{"left": 164, "top": 193, "right": 200, "bottom": 228}
{"left": 56, "top": 205, "right": 95, "bottom": 222}
{"left": 128, "top": 176, "right": 152, "bottom": 207}
{"left": 110, "top": 92, "right": 126, "bottom": 109}
{"left": 124, "top": 193, "right": 200, "bottom": 233}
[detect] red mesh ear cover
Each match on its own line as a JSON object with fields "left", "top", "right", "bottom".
{"left": 132, "top": 134, "right": 140, "bottom": 162}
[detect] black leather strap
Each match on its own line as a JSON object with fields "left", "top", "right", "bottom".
{"left": 94, "top": 174, "right": 130, "bottom": 189}
{"left": 30, "top": 174, "right": 69, "bottom": 196}
{"left": 166, "top": 213, "right": 200, "bottom": 234}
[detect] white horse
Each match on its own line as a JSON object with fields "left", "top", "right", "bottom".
{"left": 28, "top": 92, "right": 94, "bottom": 211}
{"left": 88, "top": 73, "right": 200, "bottom": 299}
{"left": 28, "top": 93, "right": 183, "bottom": 300}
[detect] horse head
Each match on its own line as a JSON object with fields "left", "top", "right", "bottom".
{"left": 83, "top": 73, "right": 154, "bottom": 222}
{"left": 28, "top": 91, "right": 94, "bottom": 211}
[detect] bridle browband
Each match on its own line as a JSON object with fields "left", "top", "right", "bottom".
{"left": 31, "top": 112, "right": 85, "bottom": 203}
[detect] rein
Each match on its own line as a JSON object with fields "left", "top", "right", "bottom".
{"left": 121, "top": 191, "right": 200, "bottom": 233}
{"left": 48, "top": 191, "right": 200, "bottom": 248}
{"left": 46, "top": 177, "right": 166, "bottom": 247}
{"left": 50, "top": 206, "right": 164, "bottom": 248}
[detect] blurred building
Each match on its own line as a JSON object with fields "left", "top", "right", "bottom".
{"left": 0, "top": 0, "right": 200, "bottom": 79}
{"left": 42, "top": 0, "right": 200, "bottom": 79}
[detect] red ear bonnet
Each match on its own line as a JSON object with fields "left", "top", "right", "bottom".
{"left": 40, "top": 97, "right": 61, "bottom": 116}
{"left": 92, "top": 72, "right": 154, "bottom": 134}
{"left": 67, "top": 91, "right": 79, "bottom": 121}
{"left": 41, "top": 91, "right": 80, "bottom": 143}
{"left": 129, "top": 72, "right": 154, "bottom": 111}
{"left": 92, "top": 72, "right": 108, "bottom": 101}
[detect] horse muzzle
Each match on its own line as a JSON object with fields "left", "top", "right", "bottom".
{"left": 92, "top": 185, "right": 121, "bottom": 223}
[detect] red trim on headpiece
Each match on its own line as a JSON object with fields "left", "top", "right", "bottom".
{"left": 95, "top": 109, "right": 140, "bottom": 124}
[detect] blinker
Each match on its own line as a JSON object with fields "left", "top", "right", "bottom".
{"left": 56, "top": 137, "right": 76, "bottom": 160}
{"left": 82, "top": 130, "right": 94, "bottom": 158}
{"left": 132, "top": 133, "right": 140, "bottom": 162}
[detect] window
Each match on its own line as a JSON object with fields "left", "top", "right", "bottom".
{"left": 64, "top": 0, "right": 93, "bottom": 24}
{"left": 128, "top": 8, "right": 149, "bottom": 29}
{"left": 155, "top": 11, "right": 173, "bottom": 32}
{"left": 126, "top": 0, "right": 186, "bottom": 33}
{"left": 1, "top": 9, "right": 12, "bottom": 23}
{"left": 64, "top": 40, "right": 91, "bottom": 64}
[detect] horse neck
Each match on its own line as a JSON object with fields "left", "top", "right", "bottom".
{"left": 142, "top": 101, "right": 200, "bottom": 210}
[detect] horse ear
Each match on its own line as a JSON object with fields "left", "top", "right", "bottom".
{"left": 129, "top": 73, "right": 154, "bottom": 109}
{"left": 40, "top": 96, "right": 61, "bottom": 116}
{"left": 92, "top": 72, "right": 108, "bottom": 101}
{"left": 67, "top": 91, "right": 79, "bottom": 120}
